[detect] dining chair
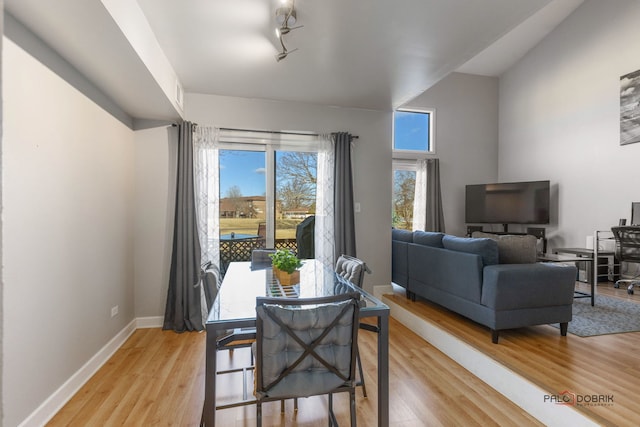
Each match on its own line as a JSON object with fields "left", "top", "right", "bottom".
{"left": 334, "top": 254, "right": 372, "bottom": 397}
{"left": 201, "top": 261, "right": 221, "bottom": 311}
{"left": 254, "top": 292, "right": 360, "bottom": 427}
{"left": 251, "top": 248, "right": 276, "bottom": 270}
{"left": 335, "top": 254, "right": 371, "bottom": 288}
{"left": 201, "top": 262, "right": 256, "bottom": 355}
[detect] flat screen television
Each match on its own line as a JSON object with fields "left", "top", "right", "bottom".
{"left": 632, "top": 202, "right": 640, "bottom": 226}
{"left": 465, "top": 180, "right": 550, "bottom": 225}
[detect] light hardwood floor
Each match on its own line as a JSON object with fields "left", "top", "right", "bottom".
{"left": 47, "top": 281, "right": 639, "bottom": 426}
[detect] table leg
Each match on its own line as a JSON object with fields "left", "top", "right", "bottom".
{"left": 590, "top": 258, "right": 595, "bottom": 306}
{"left": 378, "top": 313, "right": 389, "bottom": 427}
{"left": 202, "top": 327, "right": 218, "bottom": 426}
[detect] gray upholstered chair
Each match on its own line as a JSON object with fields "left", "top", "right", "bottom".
{"left": 334, "top": 254, "right": 371, "bottom": 396}
{"left": 335, "top": 254, "right": 371, "bottom": 287}
{"left": 251, "top": 248, "right": 276, "bottom": 270}
{"left": 201, "top": 262, "right": 255, "bottom": 354}
{"left": 254, "top": 293, "right": 360, "bottom": 427}
{"left": 201, "top": 262, "right": 221, "bottom": 311}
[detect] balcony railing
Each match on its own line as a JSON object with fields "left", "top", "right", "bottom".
{"left": 219, "top": 238, "right": 298, "bottom": 275}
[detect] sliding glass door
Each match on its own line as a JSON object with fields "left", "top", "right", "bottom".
{"left": 217, "top": 142, "right": 318, "bottom": 267}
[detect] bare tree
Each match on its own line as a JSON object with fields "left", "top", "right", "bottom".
{"left": 393, "top": 171, "right": 415, "bottom": 230}
{"left": 277, "top": 152, "right": 317, "bottom": 185}
{"left": 226, "top": 185, "right": 247, "bottom": 217}
{"left": 276, "top": 152, "right": 317, "bottom": 212}
{"left": 279, "top": 178, "right": 315, "bottom": 210}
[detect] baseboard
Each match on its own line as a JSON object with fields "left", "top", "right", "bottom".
{"left": 373, "top": 283, "right": 393, "bottom": 300}
{"left": 136, "top": 316, "right": 164, "bottom": 328}
{"left": 383, "top": 295, "right": 600, "bottom": 427}
{"left": 18, "top": 319, "right": 137, "bottom": 427}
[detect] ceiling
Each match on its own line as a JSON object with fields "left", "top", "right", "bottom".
{"left": 4, "top": 0, "right": 584, "bottom": 122}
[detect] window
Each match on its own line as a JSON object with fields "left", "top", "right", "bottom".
{"left": 392, "top": 162, "right": 416, "bottom": 230}
{"left": 392, "top": 108, "right": 434, "bottom": 229}
{"left": 393, "top": 109, "right": 434, "bottom": 155}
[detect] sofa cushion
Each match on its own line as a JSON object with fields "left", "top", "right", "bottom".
{"left": 413, "top": 231, "right": 445, "bottom": 248}
{"left": 472, "top": 232, "right": 537, "bottom": 264}
{"left": 442, "top": 235, "right": 499, "bottom": 266}
{"left": 392, "top": 228, "right": 414, "bottom": 243}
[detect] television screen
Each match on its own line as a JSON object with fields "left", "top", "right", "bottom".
{"left": 465, "top": 180, "right": 550, "bottom": 225}
{"left": 632, "top": 202, "right": 640, "bottom": 226}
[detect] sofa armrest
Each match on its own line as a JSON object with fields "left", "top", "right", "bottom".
{"left": 481, "top": 263, "right": 577, "bottom": 310}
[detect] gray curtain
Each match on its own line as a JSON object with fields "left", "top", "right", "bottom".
{"left": 425, "top": 158, "right": 446, "bottom": 232}
{"left": 333, "top": 132, "right": 356, "bottom": 259}
{"left": 163, "top": 121, "right": 204, "bottom": 332}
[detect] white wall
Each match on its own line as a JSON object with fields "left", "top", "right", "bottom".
{"left": 401, "top": 72, "right": 500, "bottom": 237}
{"left": 499, "top": 0, "right": 640, "bottom": 250}
{"left": 133, "top": 126, "right": 176, "bottom": 318}
{"left": 2, "top": 38, "right": 135, "bottom": 427}
{"left": 0, "top": 2, "right": 5, "bottom": 423}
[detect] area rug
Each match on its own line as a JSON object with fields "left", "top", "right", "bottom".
{"left": 551, "top": 295, "right": 640, "bottom": 337}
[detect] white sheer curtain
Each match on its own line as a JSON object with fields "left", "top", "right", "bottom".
{"left": 413, "top": 159, "right": 428, "bottom": 231}
{"left": 412, "top": 158, "right": 445, "bottom": 232}
{"left": 193, "top": 126, "right": 220, "bottom": 268}
{"left": 315, "top": 134, "right": 336, "bottom": 268}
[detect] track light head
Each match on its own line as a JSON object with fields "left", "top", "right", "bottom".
{"left": 275, "top": 48, "right": 298, "bottom": 62}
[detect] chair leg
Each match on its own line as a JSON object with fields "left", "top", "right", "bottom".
{"left": 356, "top": 350, "right": 367, "bottom": 397}
{"left": 257, "top": 402, "right": 262, "bottom": 427}
{"left": 280, "top": 400, "right": 285, "bottom": 413}
{"left": 294, "top": 397, "right": 298, "bottom": 411}
{"left": 328, "top": 393, "right": 335, "bottom": 427}
{"left": 350, "top": 389, "right": 357, "bottom": 427}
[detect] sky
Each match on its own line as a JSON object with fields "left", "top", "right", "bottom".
{"left": 219, "top": 150, "right": 266, "bottom": 197}
{"left": 394, "top": 111, "right": 430, "bottom": 151}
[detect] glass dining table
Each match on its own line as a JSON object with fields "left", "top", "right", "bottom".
{"left": 201, "top": 259, "right": 390, "bottom": 426}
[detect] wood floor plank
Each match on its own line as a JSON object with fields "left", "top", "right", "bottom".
{"left": 385, "top": 280, "right": 640, "bottom": 427}
{"left": 47, "top": 280, "right": 637, "bottom": 426}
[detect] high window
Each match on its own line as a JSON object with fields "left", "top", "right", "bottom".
{"left": 393, "top": 109, "right": 434, "bottom": 155}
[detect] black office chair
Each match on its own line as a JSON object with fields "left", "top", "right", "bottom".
{"left": 254, "top": 293, "right": 360, "bottom": 427}
{"left": 611, "top": 226, "right": 640, "bottom": 294}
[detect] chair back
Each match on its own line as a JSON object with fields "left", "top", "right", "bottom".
{"left": 612, "top": 226, "right": 640, "bottom": 263}
{"left": 254, "top": 293, "right": 360, "bottom": 400}
{"left": 335, "top": 254, "right": 371, "bottom": 288}
{"left": 201, "top": 262, "right": 221, "bottom": 311}
{"left": 251, "top": 249, "right": 276, "bottom": 270}
{"left": 257, "top": 222, "right": 267, "bottom": 238}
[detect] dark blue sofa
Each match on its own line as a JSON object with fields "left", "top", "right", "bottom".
{"left": 392, "top": 229, "right": 577, "bottom": 343}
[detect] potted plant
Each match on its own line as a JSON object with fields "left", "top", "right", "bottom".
{"left": 269, "top": 249, "right": 303, "bottom": 286}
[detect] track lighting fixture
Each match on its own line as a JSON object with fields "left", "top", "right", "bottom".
{"left": 274, "top": 0, "right": 302, "bottom": 61}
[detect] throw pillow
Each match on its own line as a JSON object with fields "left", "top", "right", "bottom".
{"left": 442, "top": 235, "right": 499, "bottom": 266}
{"left": 471, "top": 232, "right": 537, "bottom": 264}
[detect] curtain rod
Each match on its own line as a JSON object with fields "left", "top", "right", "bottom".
{"left": 172, "top": 123, "right": 358, "bottom": 139}
{"left": 219, "top": 127, "right": 359, "bottom": 139}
